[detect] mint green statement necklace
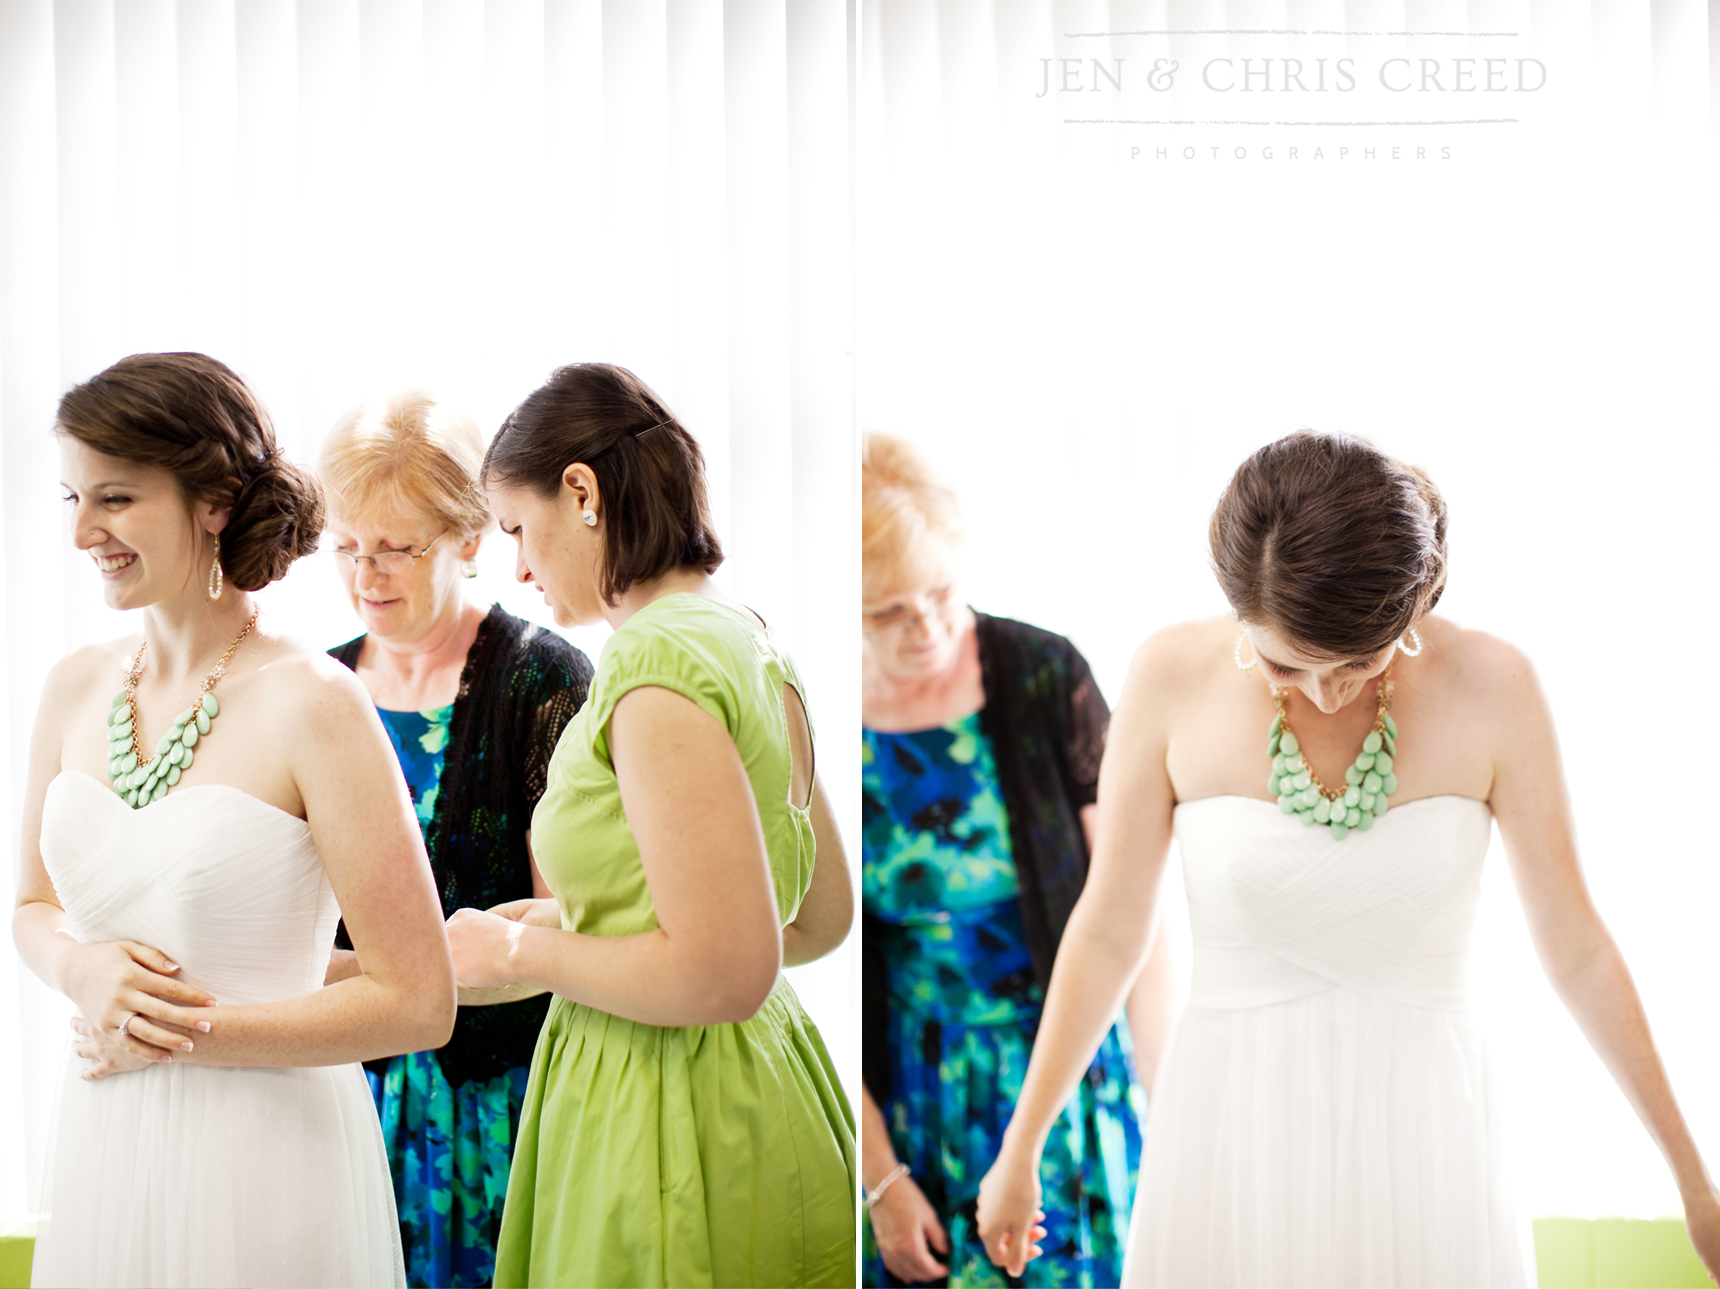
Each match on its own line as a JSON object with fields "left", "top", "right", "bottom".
{"left": 1268, "top": 664, "right": 1399, "bottom": 839}
{"left": 106, "top": 609, "right": 259, "bottom": 809}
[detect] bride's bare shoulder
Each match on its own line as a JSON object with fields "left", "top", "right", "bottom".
{"left": 1107, "top": 615, "right": 1238, "bottom": 730}
{"left": 1414, "top": 615, "right": 1539, "bottom": 698}
{"left": 246, "top": 628, "right": 372, "bottom": 721}
{"left": 1125, "top": 615, "right": 1236, "bottom": 687}
{"left": 47, "top": 635, "right": 142, "bottom": 705}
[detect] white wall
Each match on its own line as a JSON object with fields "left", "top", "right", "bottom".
{"left": 858, "top": 0, "right": 1717, "bottom": 1219}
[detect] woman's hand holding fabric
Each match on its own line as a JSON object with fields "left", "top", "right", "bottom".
{"left": 486, "top": 897, "right": 563, "bottom": 929}
{"left": 447, "top": 907, "right": 527, "bottom": 990}
{"left": 447, "top": 900, "right": 558, "bottom": 1005}
{"left": 60, "top": 938, "right": 216, "bottom": 1064}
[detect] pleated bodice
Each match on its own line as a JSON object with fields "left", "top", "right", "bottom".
{"left": 41, "top": 770, "right": 340, "bottom": 1006}
{"left": 1178, "top": 794, "right": 1491, "bottom": 1012}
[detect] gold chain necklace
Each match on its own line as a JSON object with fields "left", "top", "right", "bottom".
{"left": 105, "top": 609, "right": 260, "bottom": 809}
{"left": 1268, "top": 663, "right": 1399, "bottom": 838}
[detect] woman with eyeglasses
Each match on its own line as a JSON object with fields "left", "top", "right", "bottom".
{"left": 317, "top": 392, "right": 594, "bottom": 1289}
{"left": 859, "top": 433, "right": 1177, "bottom": 1287}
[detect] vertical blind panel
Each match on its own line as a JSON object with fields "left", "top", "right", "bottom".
{"left": 0, "top": 0, "right": 61, "bottom": 1228}
{"left": 115, "top": 2, "right": 185, "bottom": 348}
{"left": 53, "top": 1, "right": 121, "bottom": 383}
{"left": 784, "top": 0, "right": 857, "bottom": 1101}
{"left": 723, "top": 0, "right": 795, "bottom": 641}
{"left": 234, "top": 0, "right": 304, "bottom": 433}
{"left": 177, "top": 1, "right": 243, "bottom": 358}
{"left": 542, "top": 0, "right": 607, "bottom": 372}
{"left": 666, "top": 0, "right": 733, "bottom": 544}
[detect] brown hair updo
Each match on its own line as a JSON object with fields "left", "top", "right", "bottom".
{"left": 56, "top": 352, "right": 325, "bottom": 591}
{"left": 480, "top": 363, "right": 723, "bottom": 604}
{"left": 1210, "top": 430, "right": 1448, "bottom": 659}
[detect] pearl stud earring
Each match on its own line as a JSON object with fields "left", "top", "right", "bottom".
{"left": 582, "top": 510, "right": 597, "bottom": 527}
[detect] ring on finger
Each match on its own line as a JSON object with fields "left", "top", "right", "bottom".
{"left": 117, "top": 1013, "right": 138, "bottom": 1039}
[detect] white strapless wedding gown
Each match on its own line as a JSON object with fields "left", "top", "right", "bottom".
{"left": 30, "top": 771, "right": 404, "bottom": 1289}
{"left": 1123, "top": 795, "right": 1533, "bottom": 1288}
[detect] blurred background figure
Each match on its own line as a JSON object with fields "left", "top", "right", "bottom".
{"left": 318, "top": 391, "right": 593, "bottom": 1289}
{"left": 859, "top": 432, "right": 1177, "bottom": 1287}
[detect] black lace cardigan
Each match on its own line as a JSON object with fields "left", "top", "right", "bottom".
{"left": 331, "top": 604, "right": 594, "bottom": 1090}
{"left": 861, "top": 611, "right": 1111, "bottom": 1102}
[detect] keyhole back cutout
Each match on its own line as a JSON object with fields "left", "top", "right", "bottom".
{"left": 782, "top": 681, "right": 814, "bottom": 811}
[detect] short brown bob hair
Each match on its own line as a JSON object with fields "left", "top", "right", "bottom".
{"left": 56, "top": 352, "right": 324, "bottom": 592}
{"left": 1210, "top": 430, "right": 1448, "bottom": 659}
{"left": 480, "top": 364, "right": 723, "bottom": 604}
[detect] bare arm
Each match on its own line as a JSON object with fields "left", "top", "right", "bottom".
{"left": 1486, "top": 641, "right": 1720, "bottom": 1274}
{"left": 1081, "top": 802, "right": 1179, "bottom": 1098}
{"left": 1124, "top": 915, "right": 1179, "bottom": 1098}
{"left": 447, "top": 685, "right": 786, "bottom": 1028}
{"left": 860, "top": 1080, "right": 900, "bottom": 1191}
{"left": 862, "top": 1080, "right": 959, "bottom": 1281}
{"left": 976, "top": 636, "right": 1179, "bottom": 1276}
{"left": 112, "top": 662, "right": 455, "bottom": 1068}
{"left": 782, "top": 775, "right": 853, "bottom": 967}
{"left": 325, "top": 828, "right": 557, "bottom": 994}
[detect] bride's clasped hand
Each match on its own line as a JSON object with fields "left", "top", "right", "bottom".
{"left": 62, "top": 938, "right": 215, "bottom": 1079}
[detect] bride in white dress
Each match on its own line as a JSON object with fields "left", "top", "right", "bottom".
{"left": 975, "top": 431, "right": 1720, "bottom": 1287}
{"left": 12, "top": 352, "right": 456, "bottom": 1288}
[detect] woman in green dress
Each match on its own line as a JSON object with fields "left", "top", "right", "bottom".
{"left": 445, "top": 362, "right": 858, "bottom": 1288}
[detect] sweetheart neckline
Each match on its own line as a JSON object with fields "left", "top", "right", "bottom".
{"left": 1174, "top": 792, "right": 1488, "bottom": 814}
{"left": 51, "top": 769, "right": 311, "bottom": 831}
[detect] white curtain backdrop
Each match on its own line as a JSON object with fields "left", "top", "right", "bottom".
{"left": 0, "top": 0, "right": 859, "bottom": 1222}
{"left": 859, "top": 0, "right": 1717, "bottom": 1223}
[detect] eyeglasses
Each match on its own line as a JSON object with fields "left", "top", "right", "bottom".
{"left": 862, "top": 585, "right": 957, "bottom": 634}
{"left": 329, "top": 529, "right": 448, "bottom": 575}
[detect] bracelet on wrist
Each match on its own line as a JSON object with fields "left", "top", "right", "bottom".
{"left": 864, "top": 1162, "right": 910, "bottom": 1209}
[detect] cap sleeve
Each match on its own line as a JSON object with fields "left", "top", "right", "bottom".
{"left": 587, "top": 617, "right": 742, "bottom": 768}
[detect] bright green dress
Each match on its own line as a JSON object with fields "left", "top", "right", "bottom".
{"left": 493, "top": 594, "right": 858, "bottom": 1289}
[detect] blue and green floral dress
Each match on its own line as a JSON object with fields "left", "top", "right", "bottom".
{"left": 373, "top": 704, "right": 530, "bottom": 1289}
{"left": 862, "top": 712, "right": 1146, "bottom": 1288}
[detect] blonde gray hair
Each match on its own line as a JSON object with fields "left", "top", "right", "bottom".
{"left": 318, "top": 391, "right": 490, "bottom": 537}
{"left": 862, "top": 432, "right": 965, "bottom": 605}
